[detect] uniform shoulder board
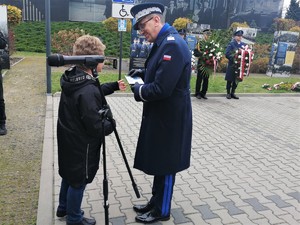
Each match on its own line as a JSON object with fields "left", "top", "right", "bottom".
{"left": 167, "top": 35, "right": 175, "bottom": 41}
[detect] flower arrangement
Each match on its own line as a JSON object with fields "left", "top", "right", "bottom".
{"left": 232, "top": 45, "right": 254, "bottom": 82}
{"left": 261, "top": 82, "right": 300, "bottom": 91}
{"left": 193, "top": 39, "right": 223, "bottom": 77}
{"left": 262, "top": 83, "right": 272, "bottom": 91}
{"left": 191, "top": 53, "right": 197, "bottom": 73}
{"left": 291, "top": 82, "right": 300, "bottom": 92}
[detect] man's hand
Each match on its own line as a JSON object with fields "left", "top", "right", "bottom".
{"left": 128, "top": 69, "right": 143, "bottom": 77}
{"left": 130, "top": 82, "right": 139, "bottom": 93}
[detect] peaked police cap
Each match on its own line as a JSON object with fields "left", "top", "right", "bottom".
{"left": 130, "top": 3, "right": 164, "bottom": 30}
{"left": 234, "top": 30, "right": 244, "bottom": 36}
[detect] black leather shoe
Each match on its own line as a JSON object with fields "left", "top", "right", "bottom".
{"left": 135, "top": 211, "right": 170, "bottom": 224}
{"left": 195, "top": 94, "right": 201, "bottom": 99}
{"left": 201, "top": 94, "right": 208, "bottom": 99}
{"left": 231, "top": 94, "right": 239, "bottom": 99}
{"left": 66, "top": 217, "right": 96, "bottom": 225}
{"left": 0, "top": 124, "right": 7, "bottom": 135}
{"left": 56, "top": 209, "right": 84, "bottom": 217}
{"left": 226, "top": 94, "right": 231, "bottom": 99}
{"left": 133, "top": 202, "right": 154, "bottom": 213}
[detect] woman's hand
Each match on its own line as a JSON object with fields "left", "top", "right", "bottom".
{"left": 118, "top": 80, "right": 126, "bottom": 91}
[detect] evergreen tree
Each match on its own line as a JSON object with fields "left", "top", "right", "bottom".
{"left": 285, "top": 0, "right": 300, "bottom": 21}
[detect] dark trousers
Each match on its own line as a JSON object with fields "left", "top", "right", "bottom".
{"left": 195, "top": 68, "right": 209, "bottom": 96}
{"left": 0, "top": 70, "right": 6, "bottom": 125}
{"left": 149, "top": 174, "right": 176, "bottom": 216}
{"left": 57, "top": 179, "right": 86, "bottom": 223}
{"left": 226, "top": 80, "right": 238, "bottom": 94}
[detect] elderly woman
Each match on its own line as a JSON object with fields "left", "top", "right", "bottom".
{"left": 56, "top": 35, "right": 125, "bottom": 225}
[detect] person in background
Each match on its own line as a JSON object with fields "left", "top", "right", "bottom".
{"left": 56, "top": 35, "right": 125, "bottom": 225}
{"left": 129, "top": 3, "right": 192, "bottom": 224}
{"left": 197, "top": 0, "right": 213, "bottom": 25}
{"left": 178, "top": 1, "right": 192, "bottom": 18}
{"left": 165, "top": 0, "right": 178, "bottom": 25}
{"left": 139, "top": 39, "right": 149, "bottom": 58}
{"left": 130, "top": 38, "right": 140, "bottom": 58}
{"left": 194, "top": 29, "right": 211, "bottom": 99}
{"left": 0, "top": 31, "right": 7, "bottom": 135}
{"left": 225, "top": 30, "right": 245, "bottom": 99}
{"left": 177, "top": 28, "right": 187, "bottom": 42}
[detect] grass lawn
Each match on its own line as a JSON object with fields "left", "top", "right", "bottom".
{"left": 195, "top": 73, "right": 300, "bottom": 94}
{"left": 51, "top": 70, "right": 300, "bottom": 94}
{"left": 13, "top": 52, "right": 300, "bottom": 94}
{"left": 10, "top": 52, "right": 300, "bottom": 94}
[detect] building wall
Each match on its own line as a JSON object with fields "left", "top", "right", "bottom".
{"left": 0, "top": 0, "right": 69, "bottom": 21}
{"left": 50, "top": 0, "right": 69, "bottom": 21}
{"left": 0, "top": 0, "right": 284, "bottom": 30}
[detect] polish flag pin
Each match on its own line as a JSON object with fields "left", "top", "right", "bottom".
{"left": 163, "top": 55, "right": 171, "bottom": 61}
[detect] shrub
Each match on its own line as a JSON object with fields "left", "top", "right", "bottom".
{"left": 273, "top": 18, "right": 297, "bottom": 31}
{"left": 13, "top": 21, "right": 132, "bottom": 57}
{"left": 217, "top": 57, "right": 228, "bottom": 73}
{"left": 103, "top": 17, "right": 119, "bottom": 32}
{"left": 253, "top": 44, "right": 271, "bottom": 59}
{"left": 250, "top": 57, "right": 269, "bottom": 73}
{"left": 51, "top": 28, "right": 87, "bottom": 55}
{"left": 102, "top": 17, "right": 132, "bottom": 33}
{"left": 229, "top": 22, "right": 249, "bottom": 32}
{"left": 255, "top": 32, "right": 274, "bottom": 45}
{"left": 173, "top": 17, "right": 192, "bottom": 30}
{"left": 8, "top": 28, "right": 15, "bottom": 55}
{"left": 289, "top": 26, "right": 300, "bottom": 33}
{"left": 6, "top": 5, "right": 22, "bottom": 27}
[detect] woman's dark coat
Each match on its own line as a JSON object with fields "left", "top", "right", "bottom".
{"left": 225, "top": 39, "right": 246, "bottom": 81}
{"left": 132, "top": 26, "right": 193, "bottom": 176}
{"left": 57, "top": 66, "right": 118, "bottom": 188}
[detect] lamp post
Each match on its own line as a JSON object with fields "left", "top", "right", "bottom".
{"left": 45, "top": 0, "right": 51, "bottom": 94}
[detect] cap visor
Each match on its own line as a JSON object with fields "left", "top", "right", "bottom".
{"left": 133, "top": 22, "right": 139, "bottom": 30}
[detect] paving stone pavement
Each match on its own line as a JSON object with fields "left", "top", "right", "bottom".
{"left": 38, "top": 94, "right": 300, "bottom": 225}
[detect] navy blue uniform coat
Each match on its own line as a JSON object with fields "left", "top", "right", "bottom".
{"left": 225, "top": 39, "right": 246, "bottom": 81}
{"left": 132, "top": 25, "right": 193, "bottom": 176}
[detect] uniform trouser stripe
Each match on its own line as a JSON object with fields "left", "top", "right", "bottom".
{"left": 162, "top": 175, "right": 173, "bottom": 216}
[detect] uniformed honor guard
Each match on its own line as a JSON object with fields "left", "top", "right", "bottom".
{"left": 177, "top": 28, "right": 187, "bottom": 41}
{"left": 194, "top": 29, "right": 212, "bottom": 100}
{"left": 225, "top": 30, "right": 246, "bottom": 99}
{"left": 128, "top": 2, "right": 193, "bottom": 224}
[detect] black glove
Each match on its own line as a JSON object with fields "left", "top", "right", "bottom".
{"left": 128, "top": 69, "right": 143, "bottom": 77}
{"left": 103, "top": 118, "right": 116, "bottom": 136}
{"left": 130, "top": 82, "right": 139, "bottom": 93}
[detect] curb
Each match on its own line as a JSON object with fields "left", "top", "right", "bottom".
{"left": 36, "top": 94, "right": 54, "bottom": 225}
{"left": 2, "top": 57, "right": 26, "bottom": 78}
{"left": 53, "top": 92, "right": 300, "bottom": 98}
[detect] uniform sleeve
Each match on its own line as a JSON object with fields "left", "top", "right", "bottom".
{"left": 225, "top": 42, "right": 234, "bottom": 62}
{"left": 133, "top": 40, "right": 191, "bottom": 102}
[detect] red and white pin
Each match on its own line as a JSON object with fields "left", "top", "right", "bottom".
{"left": 163, "top": 55, "right": 171, "bottom": 61}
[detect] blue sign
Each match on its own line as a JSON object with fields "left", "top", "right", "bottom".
{"left": 186, "top": 35, "right": 197, "bottom": 51}
{"left": 118, "top": 19, "right": 127, "bottom": 32}
{"left": 112, "top": 0, "right": 134, "bottom": 3}
{"left": 275, "top": 42, "right": 288, "bottom": 65}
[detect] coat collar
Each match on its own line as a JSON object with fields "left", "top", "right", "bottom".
{"left": 155, "top": 24, "right": 177, "bottom": 47}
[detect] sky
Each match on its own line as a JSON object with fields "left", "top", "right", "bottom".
{"left": 282, "top": 0, "right": 291, "bottom": 17}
